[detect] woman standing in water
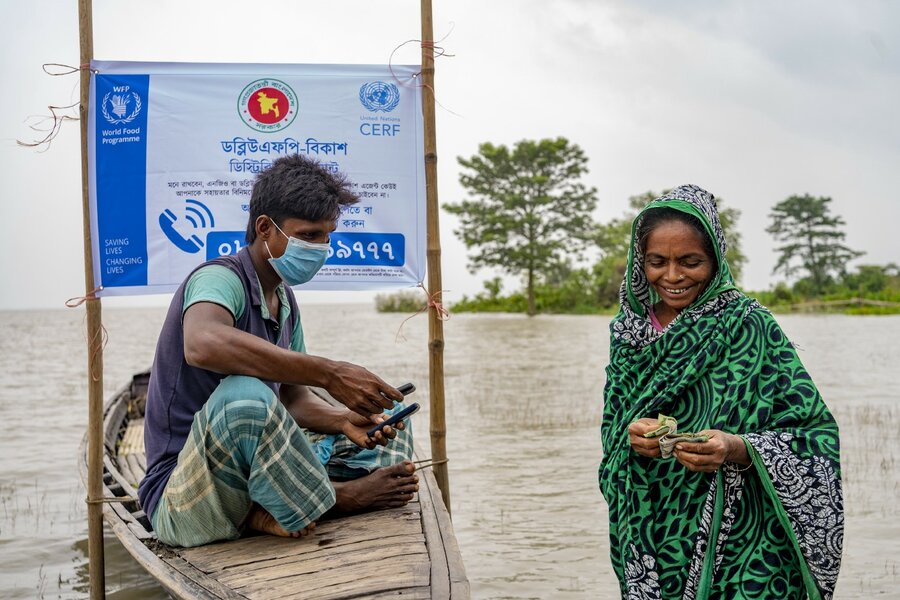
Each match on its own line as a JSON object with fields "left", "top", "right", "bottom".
{"left": 599, "top": 185, "right": 843, "bottom": 599}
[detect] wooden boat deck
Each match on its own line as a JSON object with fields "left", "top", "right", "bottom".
{"left": 81, "top": 373, "right": 468, "bottom": 599}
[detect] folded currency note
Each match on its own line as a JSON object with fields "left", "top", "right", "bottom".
{"left": 659, "top": 433, "right": 710, "bottom": 459}
{"left": 643, "top": 413, "right": 678, "bottom": 438}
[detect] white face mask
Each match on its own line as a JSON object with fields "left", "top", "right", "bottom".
{"left": 264, "top": 221, "right": 330, "bottom": 286}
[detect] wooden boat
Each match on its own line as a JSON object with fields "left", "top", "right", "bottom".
{"left": 79, "top": 372, "right": 469, "bottom": 599}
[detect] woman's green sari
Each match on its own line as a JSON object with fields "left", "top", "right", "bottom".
{"left": 599, "top": 185, "right": 843, "bottom": 599}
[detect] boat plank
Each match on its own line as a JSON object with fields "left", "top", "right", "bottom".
{"left": 164, "top": 555, "right": 250, "bottom": 600}
{"left": 125, "top": 453, "right": 145, "bottom": 482}
{"left": 104, "top": 455, "right": 139, "bottom": 495}
{"left": 120, "top": 417, "right": 149, "bottom": 472}
{"left": 235, "top": 554, "right": 430, "bottom": 600}
{"left": 218, "top": 541, "right": 428, "bottom": 586}
{"left": 366, "top": 590, "right": 432, "bottom": 600}
{"left": 416, "top": 465, "right": 450, "bottom": 599}
{"left": 103, "top": 489, "right": 140, "bottom": 527}
{"left": 415, "top": 458, "right": 469, "bottom": 598}
{"left": 204, "top": 533, "right": 426, "bottom": 581}
{"left": 180, "top": 507, "right": 421, "bottom": 572}
{"left": 102, "top": 506, "right": 226, "bottom": 600}
{"left": 115, "top": 458, "right": 139, "bottom": 490}
{"left": 127, "top": 521, "right": 155, "bottom": 541}
{"left": 103, "top": 391, "right": 129, "bottom": 452}
{"left": 429, "top": 479, "right": 469, "bottom": 598}
{"left": 120, "top": 418, "right": 144, "bottom": 454}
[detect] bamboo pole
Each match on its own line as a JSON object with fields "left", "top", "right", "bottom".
{"left": 78, "top": 0, "right": 106, "bottom": 597}
{"left": 419, "top": 0, "right": 451, "bottom": 514}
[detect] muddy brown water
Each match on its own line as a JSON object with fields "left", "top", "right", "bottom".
{"left": 1, "top": 306, "right": 897, "bottom": 598}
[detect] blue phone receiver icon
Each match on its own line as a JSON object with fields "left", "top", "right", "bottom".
{"left": 159, "top": 199, "right": 216, "bottom": 254}
{"left": 159, "top": 208, "right": 204, "bottom": 253}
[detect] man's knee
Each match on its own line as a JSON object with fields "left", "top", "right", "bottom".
{"left": 207, "top": 375, "right": 277, "bottom": 415}
{"left": 200, "top": 376, "right": 287, "bottom": 469}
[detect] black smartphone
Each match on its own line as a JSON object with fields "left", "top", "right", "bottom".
{"left": 378, "top": 382, "right": 416, "bottom": 402}
{"left": 396, "top": 382, "right": 416, "bottom": 396}
{"left": 366, "top": 383, "right": 419, "bottom": 438}
{"left": 367, "top": 400, "right": 420, "bottom": 439}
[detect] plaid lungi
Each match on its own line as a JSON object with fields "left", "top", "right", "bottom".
{"left": 151, "top": 375, "right": 413, "bottom": 548}
{"left": 307, "top": 402, "right": 415, "bottom": 481}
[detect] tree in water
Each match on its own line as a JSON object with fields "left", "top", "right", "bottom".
{"left": 445, "top": 138, "right": 598, "bottom": 316}
{"left": 767, "top": 194, "right": 863, "bottom": 295}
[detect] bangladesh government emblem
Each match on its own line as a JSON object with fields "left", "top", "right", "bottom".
{"left": 238, "top": 79, "right": 298, "bottom": 133}
{"left": 359, "top": 81, "right": 400, "bottom": 113}
{"left": 101, "top": 91, "right": 142, "bottom": 125}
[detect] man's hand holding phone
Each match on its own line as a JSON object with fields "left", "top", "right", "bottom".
{"left": 342, "top": 382, "right": 417, "bottom": 449}
{"left": 325, "top": 362, "right": 404, "bottom": 417}
{"left": 342, "top": 411, "right": 404, "bottom": 449}
{"left": 367, "top": 382, "right": 417, "bottom": 440}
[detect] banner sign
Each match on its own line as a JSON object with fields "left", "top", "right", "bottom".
{"left": 88, "top": 61, "right": 425, "bottom": 295}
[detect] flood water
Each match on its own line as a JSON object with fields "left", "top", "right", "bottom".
{"left": 1, "top": 305, "right": 897, "bottom": 598}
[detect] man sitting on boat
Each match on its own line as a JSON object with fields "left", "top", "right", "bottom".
{"left": 137, "top": 154, "right": 418, "bottom": 548}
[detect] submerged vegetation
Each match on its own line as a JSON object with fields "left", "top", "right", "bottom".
{"left": 375, "top": 290, "right": 428, "bottom": 313}
{"left": 374, "top": 290, "right": 426, "bottom": 313}
{"left": 750, "top": 265, "right": 900, "bottom": 314}
{"left": 377, "top": 263, "right": 900, "bottom": 317}
{"left": 441, "top": 266, "right": 900, "bottom": 316}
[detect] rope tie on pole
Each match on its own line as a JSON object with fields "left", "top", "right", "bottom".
{"left": 66, "top": 286, "right": 108, "bottom": 382}
{"left": 66, "top": 285, "right": 104, "bottom": 308}
{"left": 387, "top": 25, "right": 461, "bottom": 117}
{"left": 42, "top": 63, "right": 98, "bottom": 75}
{"left": 395, "top": 282, "right": 450, "bottom": 342}
{"left": 17, "top": 64, "right": 97, "bottom": 149}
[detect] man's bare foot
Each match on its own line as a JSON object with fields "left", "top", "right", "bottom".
{"left": 331, "top": 461, "right": 419, "bottom": 514}
{"left": 246, "top": 503, "right": 315, "bottom": 538}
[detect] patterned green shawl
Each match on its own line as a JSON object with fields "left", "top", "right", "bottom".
{"left": 599, "top": 185, "right": 843, "bottom": 599}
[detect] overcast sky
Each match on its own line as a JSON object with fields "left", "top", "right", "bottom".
{"left": 1, "top": 0, "right": 897, "bottom": 311}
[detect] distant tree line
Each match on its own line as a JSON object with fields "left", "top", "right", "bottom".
{"left": 377, "top": 137, "right": 899, "bottom": 315}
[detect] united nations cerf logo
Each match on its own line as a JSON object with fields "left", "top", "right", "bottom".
{"left": 238, "top": 79, "right": 298, "bottom": 133}
{"left": 359, "top": 81, "right": 400, "bottom": 113}
{"left": 101, "top": 88, "right": 142, "bottom": 125}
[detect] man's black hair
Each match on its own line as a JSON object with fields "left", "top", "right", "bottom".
{"left": 245, "top": 154, "right": 359, "bottom": 243}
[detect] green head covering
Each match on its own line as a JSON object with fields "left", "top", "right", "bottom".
{"left": 624, "top": 184, "right": 736, "bottom": 316}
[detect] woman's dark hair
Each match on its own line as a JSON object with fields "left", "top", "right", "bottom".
{"left": 636, "top": 207, "right": 717, "bottom": 269}
{"left": 245, "top": 154, "right": 359, "bottom": 243}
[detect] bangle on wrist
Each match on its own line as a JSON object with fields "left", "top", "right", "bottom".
{"left": 726, "top": 434, "right": 753, "bottom": 472}
{"left": 726, "top": 459, "right": 753, "bottom": 472}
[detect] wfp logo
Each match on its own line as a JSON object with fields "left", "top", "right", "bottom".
{"left": 359, "top": 81, "right": 400, "bottom": 113}
{"left": 101, "top": 86, "right": 142, "bottom": 125}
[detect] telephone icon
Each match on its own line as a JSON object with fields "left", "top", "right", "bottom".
{"left": 158, "top": 199, "right": 216, "bottom": 254}
{"left": 160, "top": 209, "right": 203, "bottom": 253}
